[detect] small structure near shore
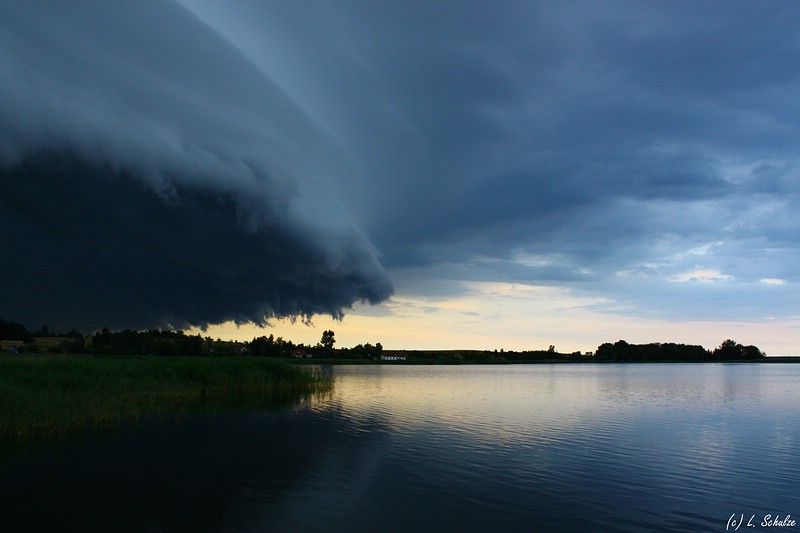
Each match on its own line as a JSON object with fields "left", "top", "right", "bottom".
{"left": 0, "top": 340, "right": 23, "bottom": 353}
{"left": 380, "top": 351, "right": 407, "bottom": 361}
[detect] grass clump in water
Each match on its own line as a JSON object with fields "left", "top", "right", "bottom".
{"left": 0, "top": 355, "right": 331, "bottom": 439}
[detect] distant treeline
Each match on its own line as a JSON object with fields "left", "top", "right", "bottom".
{"left": 1, "top": 318, "right": 233, "bottom": 356}
{"left": 1, "top": 318, "right": 765, "bottom": 361}
{"left": 594, "top": 339, "right": 765, "bottom": 361}
{"left": 389, "top": 348, "right": 587, "bottom": 364}
{"left": 0, "top": 319, "right": 207, "bottom": 356}
{"left": 0, "top": 318, "right": 378, "bottom": 358}
{"left": 383, "top": 341, "right": 762, "bottom": 364}
{"left": 328, "top": 340, "right": 766, "bottom": 363}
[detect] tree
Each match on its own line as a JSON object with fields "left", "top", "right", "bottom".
{"left": 320, "top": 330, "right": 336, "bottom": 353}
{"left": 612, "top": 339, "right": 631, "bottom": 360}
{"left": 0, "top": 318, "right": 34, "bottom": 343}
{"left": 595, "top": 342, "right": 614, "bottom": 360}
{"left": 250, "top": 335, "right": 271, "bottom": 357}
{"left": 742, "top": 345, "right": 765, "bottom": 359}
{"left": 714, "top": 339, "right": 744, "bottom": 359}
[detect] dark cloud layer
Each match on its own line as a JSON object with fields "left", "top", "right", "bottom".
{"left": 3, "top": 0, "right": 800, "bottom": 333}
{"left": 0, "top": 152, "right": 391, "bottom": 331}
{"left": 0, "top": 0, "right": 392, "bottom": 330}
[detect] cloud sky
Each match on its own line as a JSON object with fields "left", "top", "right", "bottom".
{"left": 2, "top": 1, "right": 799, "bottom": 353}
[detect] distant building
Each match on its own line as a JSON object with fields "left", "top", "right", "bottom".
{"left": 293, "top": 349, "right": 310, "bottom": 358}
{"left": 380, "top": 351, "right": 407, "bottom": 361}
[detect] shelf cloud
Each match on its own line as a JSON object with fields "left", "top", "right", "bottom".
{"left": 0, "top": 0, "right": 392, "bottom": 331}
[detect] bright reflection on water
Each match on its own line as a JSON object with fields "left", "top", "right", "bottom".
{"left": 1, "top": 364, "right": 799, "bottom": 532}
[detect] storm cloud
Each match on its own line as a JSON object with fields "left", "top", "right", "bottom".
{"left": 3, "top": 1, "right": 800, "bottom": 337}
{"left": 0, "top": 0, "right": 392, "bottom": 331}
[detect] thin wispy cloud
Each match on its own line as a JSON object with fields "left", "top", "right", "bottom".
{"left": 668, "top": 269, "right": 734, "bottom": 284}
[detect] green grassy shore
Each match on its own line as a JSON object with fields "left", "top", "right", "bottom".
{"left": 0, "top": 355, "right": 331, "bottom": 439}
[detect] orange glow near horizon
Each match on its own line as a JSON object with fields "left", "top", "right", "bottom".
{"left": 188, "top": 282, "right": 800, "bottom": 355}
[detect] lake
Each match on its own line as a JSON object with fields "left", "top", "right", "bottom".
{"left": 1, "top": 363, "right": 799, "bottom": 532}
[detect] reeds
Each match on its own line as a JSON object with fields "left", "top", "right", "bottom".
{"left": 0, "top": 355, "right": 331, "bottom": 439}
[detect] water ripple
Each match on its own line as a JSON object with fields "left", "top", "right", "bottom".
{"left": 318, "top": 364, "right": 800, "bottom": 532}
{"left": 4, "top": 363, "right": 797, "bottom": 532}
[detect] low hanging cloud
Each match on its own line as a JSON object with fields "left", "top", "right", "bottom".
{"left": 0, "top": 0, "right": 392, "bottom": 331}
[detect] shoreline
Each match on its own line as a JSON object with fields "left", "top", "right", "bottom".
{"left": 293, "top": 356, "right": 800, "bottom": 365}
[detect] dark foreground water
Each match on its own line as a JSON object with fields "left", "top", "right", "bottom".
{"left": 1, "top": 363, "right": 799, "bottom": 532}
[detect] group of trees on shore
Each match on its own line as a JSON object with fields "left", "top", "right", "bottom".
{"left": 1, "top": 317, "right": 766, "bottom": 361}
{"left": 595, "top": 339, "right": 765, "bottom": 361}
{"left": 0, "top": 319, "right": 35, "bottom": 343}
{"left": 1, "top": 319, "right": 208, "bottom": 356}
{"left": 0, "top": 319, "right": 384, "bottom": 358}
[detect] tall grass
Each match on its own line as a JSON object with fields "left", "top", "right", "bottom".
{"left": 0, "top": 355, "right": 331, "bottom": 439}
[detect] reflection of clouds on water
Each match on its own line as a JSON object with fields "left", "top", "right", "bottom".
{"left": 247, "top": 422, "right": 389, "bottom": 530}
{"left": 257, "top": 398, "right": 391, "bottom": 530}
{"left": 325, "top": 365, "right": 593, "bottom": 443}
{"left": 2, "top": 365, "right": 799, "bottom": 532}
{"left": 312, "top": 364, "right": 800, "bottom": 528}
{"left": 322, "top": 365, "right": 741, "bottom": 450}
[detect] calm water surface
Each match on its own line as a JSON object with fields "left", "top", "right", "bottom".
{"left": 1, "top": 363, "right": 799, "bottom": 532}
